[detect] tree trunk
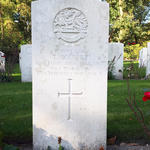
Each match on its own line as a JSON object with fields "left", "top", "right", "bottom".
{"left": 119, "top": 0, "right": 123, "bottom": 42}
{"left": 0, "top": 2, "right": 4, "bottom": 40}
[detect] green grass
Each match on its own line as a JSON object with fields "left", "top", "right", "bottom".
{"left": 108, "top": 80, "right": 150, "bottom": 143}
{"left": 123, "top": 61, "right": 146, "bottom": 79}
{"left": 12, "top": 64, "right": 21, "bottom": 74}
{"left": 0, "top": 63, "right": 150, "bottom": 144}
{"left": 0, "top": 64, "right": 31, "bottom": 143}
{"left": 0, "top": 82, "right": 32, "bottom": 143}
{"left": 0, "top": 80, "right": 150, "bottom": 144}
{"left": 12, "top": 64, "right": 21, "bottom": 82}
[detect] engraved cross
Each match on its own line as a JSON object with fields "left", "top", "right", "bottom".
{"left": 58, "top": 79, "right": 83, "bottom": 120}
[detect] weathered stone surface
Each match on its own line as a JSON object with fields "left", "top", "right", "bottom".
{"left": 139, "top": 47, "right": 147, "bottom": 68}
{"left": 146, "top": 43, "right": 150, "bottom": 77}
{"left": 32, "top": 0, "right": 109, "bottom": 149}
{"left": 19, "top": 44, "right": 32, "bottom": 82}
{"left": 108, "top": 43, "right": 124, "bottom": 80}
{"left": 0, "top": 51, "right": 5, "bottom": 72}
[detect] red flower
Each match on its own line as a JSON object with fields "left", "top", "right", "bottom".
{"left": 143, "top": 92, "right": 150, "bottom": 102}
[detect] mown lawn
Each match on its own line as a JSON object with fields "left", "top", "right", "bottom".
{"left": 0, "top": 80, "right": 150, "bottom": 144}
{"left": 108, "top": 80, "right": 150, "bottom": 143}
{"left": 0, "top": 63, "right": 150, "bottom": 144}
{"left": 0, "top": 82, "right": 32, "bottom": 143}
{"left": 0, "top": 64, "right": 32, "bottom": 144}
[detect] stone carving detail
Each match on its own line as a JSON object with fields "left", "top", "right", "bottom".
{"left": 53, "top": 8, "right": 88, "bottom": 43}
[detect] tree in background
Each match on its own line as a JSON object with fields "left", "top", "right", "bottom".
{"left": 107, "top": 0, "right": 150, "bottom": 60}
{"left": 0, "top": 0, "right": 149, "bottom": 60}
{"left": 0, "top": 0, "right": 32, "bottom": 80}
{"left": 0, "top": 0, "right": 31, "bottom": 55}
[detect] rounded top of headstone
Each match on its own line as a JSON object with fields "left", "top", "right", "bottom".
{"left": 0, "top": 51, "right": 5, "bottom": 56}
{"left": 53, "top": 8, "right": 88, "bottom": 43}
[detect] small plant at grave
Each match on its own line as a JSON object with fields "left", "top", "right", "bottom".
{"left": 58, "top": 137, "right": 64, "bottom": 150}
{"left": 108, "top": 61, "right": 114, "bottom": 80}
{"left": 146, "top": 74, "right": 150, "bottom": 80}
{"left": 123, "top": 62, "right": 146, "bottom": 79}
{"left": 108, "top": 54, "right": 122, "bottom": 80}
{"left": 108, "top": 56, "right": 116, "bottom": 80}
{"left": 125, "top": 79, "right": 150, "bottom": 138}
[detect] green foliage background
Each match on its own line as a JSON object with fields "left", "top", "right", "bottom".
{"left": 0, "top": 0, "right": 150, "bottom": 59}
{"left": 107, "top": 0, "right": 150, "bottom": 60}
{"left": 0, "top": 0, "right": 32, "bottom": 56}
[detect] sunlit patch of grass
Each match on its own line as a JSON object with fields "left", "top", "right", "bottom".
{"left": 12, "top": 73, "right": 21, "bottom": 77}
{"left": 108, "top": 80, "right": 150, "bottom": 143}
{"left": 124, "top": 61, "right": 138, "bottom": 65}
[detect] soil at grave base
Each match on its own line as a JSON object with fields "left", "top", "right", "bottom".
{"left": 114, "top": 139, "right": 150, "bottom": 145}
{"left": 3, "top": 136, "right": 32, "bottom": 145}
{"left": 3, "top": 139, "right": 150, "bottom": 150}
{"left": 13, "top": 144, "right": 32, "bottom": 150}
{"left": 3, "top": 138, "right": 32, "bottom": 150}
{"left": 107, "top": 139, "right": 150, "bottom": 150}
{"left": 4, "top": 143, "right": 150, "bottom": 150}
{"left": 9, "top": 144, "right": 150, "bottom": 150}
{"left": 107, "top": 145, "right": 150, "bottom": 150}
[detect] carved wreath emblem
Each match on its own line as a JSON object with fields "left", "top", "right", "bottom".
{"left": 53, "top": 8, "right": 88, "bottom": 43}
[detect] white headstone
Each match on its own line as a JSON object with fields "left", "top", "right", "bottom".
{"left": 108, "top": 43, "right": 124, "bottom": 80}
{"left": 19, "top": 44, "right": 32, "bottom": 82}
{"left": 139, "top": 49, "right": 142, "bottom": 67}
{"left": 32, "top": 0, "right": 109, "bottom": 149}
{"left": 0, "top": 51, "right": 5, "bottom": 72}
{"left": 146, "top": 43, "right": 150, "bottom": 77}
{"left": 139, "top": 47, "right": 147, "bottom": 67}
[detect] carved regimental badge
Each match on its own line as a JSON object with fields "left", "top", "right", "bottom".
{"left": 53, "top": 8, "right": 88, "bottom": 43}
